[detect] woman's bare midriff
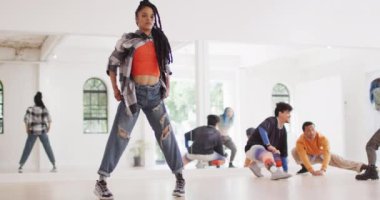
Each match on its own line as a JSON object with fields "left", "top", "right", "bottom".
{"left": 133, "top": 75, "right": 159, "bottom": 86}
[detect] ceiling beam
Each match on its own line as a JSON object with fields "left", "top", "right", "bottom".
{"left": 40, "top": 35, "right": 64, "bottom": 61}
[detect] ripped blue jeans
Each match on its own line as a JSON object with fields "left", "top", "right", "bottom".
{"left": 98, "top": 83, "right": 183, "bottom": 177}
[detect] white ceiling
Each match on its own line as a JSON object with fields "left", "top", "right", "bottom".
{"left": 1, "top": 0, "right": 380, "bottom": 70}
{"left": 0, "top": 0, "right": 380, "bottom": 48}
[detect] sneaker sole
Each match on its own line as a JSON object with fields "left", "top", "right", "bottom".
{"left": 271, "top": 174, "right": 292, "bottom": 180}
{"left": 93, "top": 189, "right": 114, "bottom": 200}
{"left": 172, "top": 191, "right": 185, "bottom": 197}
{"left": 356, "top": 177, "right": 379, "bottom": 181}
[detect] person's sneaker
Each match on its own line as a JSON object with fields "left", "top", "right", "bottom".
{"left": 195, "top": 160, "right": 207, "bottom": 169}
{"left": 248, "top": 162, "right": 263, "bottom": 178}
{"left": 18, "top": 167, "right": 23, "bottom": 173}
{"left": 271, "top": 168, "right": 292, "bottom": 180}
{"left": 228, "top": 162, "right": 236, "bottom": 168}
{"left": 296, "top": 164, "right": 308, "bottom": 174}
{"left": 94, "top": 180, "right": 113, "bottom": 200}
{"left": 356, "top": 165, "right": 379, "bottom": 181}
{"left": 50, "top": 166, "right": 57, "bottom": 173}
{"left": 172, "top": 178, "right": 185, "bottom": 197}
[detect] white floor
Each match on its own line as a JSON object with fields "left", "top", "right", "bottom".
{"left": 0, "top": 167, "right": 379, "bottom": 200}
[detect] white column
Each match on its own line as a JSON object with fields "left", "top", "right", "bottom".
{"left": 195, "top": 40, "right": 210, "bottom": 126}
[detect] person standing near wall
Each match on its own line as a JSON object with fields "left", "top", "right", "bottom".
{"left": 18, "top": 92, "right": 56, "bottom": 173}
{"left": 94, "top": 1, "right": 185, "bottom": 199}
{"left": 355, "top": 79, "right": 380, "bottom": 180}
{"left": 218, "top": 107, "right": 237, "bottom": 168}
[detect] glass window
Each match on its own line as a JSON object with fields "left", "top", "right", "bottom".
{"left": 83, "top": 78, "right": 108, "bottom": 133}
{"left": 155, "top": 41, "right": 196, "bottom": 164}
{"left": 210, "top": 81, "right": 224, "bottom": 114}
{"left": 272, "top": 83, "right": 290, "bottom": 108}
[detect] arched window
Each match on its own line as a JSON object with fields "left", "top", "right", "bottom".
{"left": 0, "top": 81, "right": 3, "bottom": 134}
{"left": 83, "top": 78, "right": 108, "bottom": 133}
{"left": 272, "top": 83, "right": 290, "bottom": 108}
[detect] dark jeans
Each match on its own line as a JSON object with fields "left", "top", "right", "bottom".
{"left": 366, "top": 129, "right": 380, "bottom": 165}
{"left": 222, "top": 136, "right": 237, "bottom": 163}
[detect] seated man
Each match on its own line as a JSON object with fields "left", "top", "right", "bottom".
{"left": 293, "top": 121, "right": 367, "bottom": 176}
{"left": 183, "top": 115, "right": 226, "bottom": 168}
{"left": 355, "top": 129, "right": 380, "bottom": 180}
{"left": 244, "top": 102, "right": 292, "bottom": 180}
{"left": 246, "top": 127, "right": 255, "bottom": 139}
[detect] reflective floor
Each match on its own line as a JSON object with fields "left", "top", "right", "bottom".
{"left": 0, "top": 167, "right": 379, "bottom": 200}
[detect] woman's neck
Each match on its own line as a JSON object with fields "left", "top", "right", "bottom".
{"left": 140, "top": 29, "right": 152, "bottom": 36}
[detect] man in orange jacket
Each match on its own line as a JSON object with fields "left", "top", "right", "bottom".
{"left": 292, "top": 121, "right": 367, "bottom": 176}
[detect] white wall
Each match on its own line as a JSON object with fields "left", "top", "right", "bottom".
{"left": 0, "top": 48, "right": 39, "bottom": 171}
{"left": 294, "top": 76, "right": 345, "bottom": 155}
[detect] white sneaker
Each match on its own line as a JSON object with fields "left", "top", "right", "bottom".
{"left": 271, "top": 168, "right": 292, "bottom": 180}
{"left": 249, "top": 162, "right": 263, "bottom": 177}
{"left": 50, "top": 166, "right": 57, "bottom": 173}
{"left": 195, "top": 160, "right": 207, "bottom": 169}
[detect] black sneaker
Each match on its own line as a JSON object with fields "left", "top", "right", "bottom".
{"left": 228, "top": 163, "right": 236, "bottom": 168}
{"left": 94, "top": 180, "right": 114, "bottom": 200}
{"left": 172, "top": 174, "right": 185, "bottom": 197}
{"left": 296, "top": 164, "right": 308, "bottom": 174}
{"left": 356, "top": 165, "right": 379, "bottom": 181}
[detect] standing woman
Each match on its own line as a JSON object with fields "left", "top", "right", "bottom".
{"left": 18, "top": 92, "right": 56, "bottom": 173}
{"left": 219, "top": 107, "right": 237, "bottom": 168}
{"left": 94, "top": 0, "right": 185, "bottom": 199}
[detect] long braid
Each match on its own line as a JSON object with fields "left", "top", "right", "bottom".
{"left": 136, "top": 0, "right": 173, "bottom": 82}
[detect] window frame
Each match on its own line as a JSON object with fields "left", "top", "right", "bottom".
{"left": 83, "top": 78, "right": 108, "bottom": 134}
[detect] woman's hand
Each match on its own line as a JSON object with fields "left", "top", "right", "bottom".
{"left": 113, "top": 88, "right": 122, "bottom": 101}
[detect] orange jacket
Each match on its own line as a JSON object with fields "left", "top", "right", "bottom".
{"left": 295, "top": 132, "right": 330, "bottom": 172}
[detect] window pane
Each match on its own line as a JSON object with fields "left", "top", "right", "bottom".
{"left": 210, "top": 82, "right": 224, "bottom": 114}
{"left": 272, "top": 83, "right": 290, "bottom": 109}
{"left": 83, "top": 78, "right": 108, "bottom": 133}
{"left": 83, "top": 93, "right": 90, "bottom": 106}
{"left": 155, "top": 41, "right": 196, "bottom": 164}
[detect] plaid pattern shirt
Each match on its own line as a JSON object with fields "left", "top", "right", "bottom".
{"left": 24, "top": 106, "right": 51, "bottom": 135}
{"left": 107, "top": 30, "right": 172, "bottom": 116}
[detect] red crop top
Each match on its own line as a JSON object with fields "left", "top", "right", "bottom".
{"left": 131, "top": 41, "right": 160, "bottom": 77}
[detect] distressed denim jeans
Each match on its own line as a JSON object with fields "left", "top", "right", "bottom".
{"left": 98, "top": 83, "right": 183, "bottom": 177}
